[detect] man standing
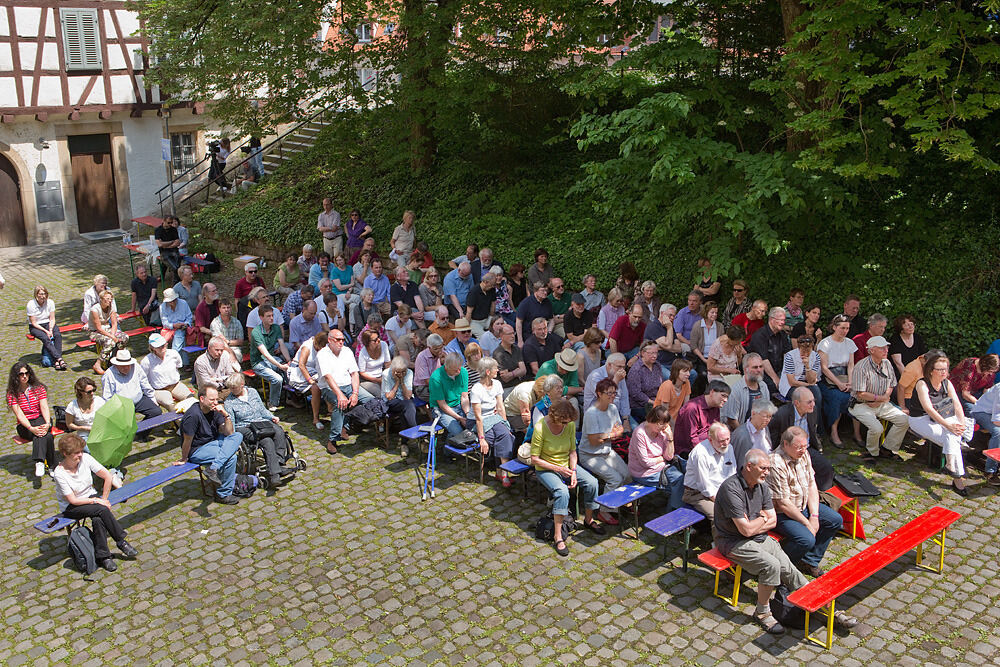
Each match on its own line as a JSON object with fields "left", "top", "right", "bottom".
{"left": 363, "top": 258, "right": 392, "bottom": 320}
{"left": 177, "top": 386, "right": 243, "bottom": 505}
{"left": 443, "top": 261, "right": 474, "bottom": 321}
{"left": 768, "top": 426, "right": 844, "bottom": 578}
{"left": 194, "top": 336, "right": 242, "bottom": 398}
{"left": 154, "top": 215, "right": 182, "bottom": 283}
{"left": 713, "top": 449, "right": 855, "bottom": 635}
{"left": 849, "top": 335, "right": 910, "bottom": 463}
{"left": 250, "top": 305, "right": 291, "bottom": 408}
{"left": 465, "top": 272, "right": 497, "bottom": 338}
{"left": 673, "top": 380, "right": 731, "bottom": 457}
{"left": 721, "top": 353, "right": 770, "bottom": 430}
{"left": 317, "top": 197, "right": 343, "bottom": 257}
{"left": 682, "top": 422, "right": 737, "bottom": 522}
{"left": 748, "top": 307, "right": 791, "bottom": 396}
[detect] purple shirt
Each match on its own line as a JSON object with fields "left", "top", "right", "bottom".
{"left": 673, "top": 395, "right": 720, "bottom": 457}
{"left": 346, "top": 217, "right": 368, "bottom": 249}
{"left": 674, "top": 306, "right": 702, "bottom": 341}
{"left": 414, "top": 348, "right": 440, "bottom": 387}
{"left": 626, "top": 360, "right": 662, "bottom": 411}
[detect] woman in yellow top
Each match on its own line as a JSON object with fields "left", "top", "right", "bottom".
{"left": 530, "top": 398, "right": 603, "bottom": 557}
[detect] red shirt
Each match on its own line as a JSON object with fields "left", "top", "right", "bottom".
{"left": 609, "top": 315, "right": 647, "bottom": 353}
{"left": 7, "top": 384, "right": 47, "bottom": 420}
{"left": 852, "top": 331, "right": 873, "bottom": 363}
{"left": 950, "top": 357, "right": 996, "bottom": 396}
{"left": 732, "top": 313, "right": 765, "bottom": 346}
{"left": 234, "top": 277, "right": 265, "bottom": 300}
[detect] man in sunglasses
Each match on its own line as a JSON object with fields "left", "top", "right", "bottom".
{"left": 721, "top": 279, "right": 752, "bottom": 328}
{"left": 234, "top": 262, "right": 265, "bottom": 300}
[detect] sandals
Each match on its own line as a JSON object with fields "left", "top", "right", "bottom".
{"left": 583, "top": 520, "right": 606, "bottom": 536}
{"left": 54, "top": 359, "right": 67, "bottom": 371}
{"left": 754, "top": 610, "right": 785, "bottom": 635}
{"left": 554, "top": 539, "right": 569, "bottom": 557}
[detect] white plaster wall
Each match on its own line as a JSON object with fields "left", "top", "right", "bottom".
{"left": 0, "top": 10, "right": 9, "bottom": 37}
{"left": 36, "top": 76, "right": 62, "bottom": 106}
{"left": 0, "top": 77, "right": 15, "bottom": 102}
{"left": 120, "top": 116, "right": 167, "bottom": 219}
{"left": 0, "top": 119, "right": 72, "bottom": 244}
{"left": 116, "top": 10, "right": 140, "bottom": 38}
{"left": 110, "top": 74, "right": 134, "bottom": 103}
{"left": 0, "top": 43, "right": 13, "bottom": 72}
{"left": 14, "top": 7, "right": 41, "bottom": 38}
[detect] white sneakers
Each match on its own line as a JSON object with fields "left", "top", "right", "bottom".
{"left": 112, "top": 473, "right": 124, "bottom": 489}
{"left": 35, "top": 461, "right": 45, "bottom": 478}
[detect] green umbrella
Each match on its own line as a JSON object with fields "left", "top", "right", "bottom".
{"left": 87, "top": 395, "right": 138, "bottom": 469}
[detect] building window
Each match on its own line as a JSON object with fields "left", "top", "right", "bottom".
{"left": 60, "top": 8, "right": 103, "bottom": 71}
{"left": 170, "top": 133, "right": 196, "bottom": 178}
{"left": 384, "top": 23, "right": 395, "bottom": 35}
{"left": 358, "top": 68, "right": 376, "bottom": 91}
{"left": 357, "top": 23, "right": 372, "bottom": 43}
{"left": 596, "top": 34, "right": 609, "bottom": 45}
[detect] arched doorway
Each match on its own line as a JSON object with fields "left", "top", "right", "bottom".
{"left": 0, "top": 154, "right": 27, "bottom": 247}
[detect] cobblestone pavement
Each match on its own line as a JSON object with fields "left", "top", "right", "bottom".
{"left": 1, "top": 239, "right": 998, "bottom": 666}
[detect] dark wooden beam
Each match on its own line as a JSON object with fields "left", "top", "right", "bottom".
{"left": 1, "top": 114, "right": 14, "bottom": 123}
{"left": 98, "top": 110, "right": 112, "bottom": 119}
{"left": 68, "top": 111, "right": 81, "bottom": 120}
{"left": 34, "top": 112, "right": 48, "bottom": 121}
{"left": 130, "top": 108, "right": 143, "bottom": 118}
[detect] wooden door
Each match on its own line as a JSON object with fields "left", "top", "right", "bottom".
{"left": 0, "top": 155, "right": 27, "bottom": 247}
{"left": 69, "top": 134, "right": 119, "bottom": 233}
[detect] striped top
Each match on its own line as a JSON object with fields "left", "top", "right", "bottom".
{"left": 7, "top": 384, "right": 47, "bottom": 420}
{"left": 850, "top": 355, "right": 896, "bottom": 399}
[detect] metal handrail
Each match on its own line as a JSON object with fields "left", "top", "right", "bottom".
{"left": 156, "top": 92, "right": 353, "bottom": 215}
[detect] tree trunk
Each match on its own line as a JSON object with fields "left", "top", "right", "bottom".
{"left": 778, "top": 0, "right": 821, "bottom": 152}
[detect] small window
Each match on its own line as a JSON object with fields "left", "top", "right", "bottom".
{"left": 596, "top": 34, "right": 609, "bottom": 45}
{"left": 356, "top": 23, "right": 372, "bottom": 43}
{"left": 358, "top": 68, "right": 376, "bottom": 91}
{"left": 61, "top": 8, "right": 102, "bottom": 71}
{"left": 384, "top": 23, "right": 395, "bottom": 35}
{"left": 170, "top": 133, "right": 196, "bottom": 178}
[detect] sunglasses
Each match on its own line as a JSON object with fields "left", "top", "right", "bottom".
{"left": 17, "top": 371, "right": 29, "bottom": 376}
{"left": 733, "top": 288, "right": 745, "bottom": 293}
{"left": 247, "top": 270, "right": 257, "bottom": 274}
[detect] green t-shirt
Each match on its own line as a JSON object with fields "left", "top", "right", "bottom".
{"left": 250, "top": 324, "right": 281, "bottom": 366}
{"left": 274, "top": 263, "right": 301, "bottom": 289}
{"left": 536, "top": 359, "right": 579, "bottom": 394}
{"left": 548, "top": 292, "right": 573, "bottom": 316}
{"left": 428, "top": 366, "right": 469, "bottom": 408}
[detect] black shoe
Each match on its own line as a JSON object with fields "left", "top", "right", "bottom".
{"left": 860, "top": 453, "right": 877, "bottom": 464}
{"left": 101, "top": 557, "right": 117, "bottom": 572}
{"left": 879, "top": 448, "right": 903, "bottom": 462}
{"left": 203, "top": 467, "right": 222, "bottom": 486}
{"left": 951, "top": 480, "right": 968, "bottom": 497}
{"left": 988, "top": 473, "right": 1000, "bottom": 488}
{"left": 215, "top": 494, "right": 239, "bottom": 505}
{"left": 583, "top": 520, "right": 606, "bottom": 536}
{"left": 117, "top": 540, "right": 138, "bottom": 559}
{"left": 554, "top": 539, "right": 569, "bottom": 557}
{"left": 797, "top": 562, "right": 824, "bottom": 578}
{"left": 269, "top": 474, "right": 283, "bottom": 488}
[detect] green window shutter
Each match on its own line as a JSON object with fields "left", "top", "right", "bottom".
{"left": 61, "top": 9, "right": 102, "bottom": 71}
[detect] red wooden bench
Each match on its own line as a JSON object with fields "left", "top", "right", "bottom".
{"left": 26, "top": 311, "right": 140, "bottom": 341}
{"left": 985, "top": 448, "right": 1000, "bottom": 463}
{"left": 697, "top": 531, "right": 783, "bottom": 607}
{"left": 827, "top": 484, "right": 865, "bottom": 540}
{"left": 787, "top": 505, "right": 960, "bottom": 649}
{"left": 75, "top": 324, "right": 158, "bottom": 349}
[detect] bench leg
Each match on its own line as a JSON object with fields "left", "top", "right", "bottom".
{"left": 803, "top": 598, "right": 837, "bottom": 650}
{"left": 712, "top": 564, "right": 741, "bottom": 606}
{"left": 915, "top": 528, "right": 948, "bottom": 573}
{"left": 682, "top": 526, "right": 691, "bottom": 572}
{"left": 839, "top": 498, "right": 859, "bottom": 539}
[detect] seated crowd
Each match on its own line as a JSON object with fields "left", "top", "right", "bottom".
{"left": 10, "top": 201, "right": 998, "bottom": 629}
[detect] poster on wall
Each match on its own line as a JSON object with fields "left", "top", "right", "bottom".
{"left": 35, "top": 181, "right": 65, "bottom": 223}
{"left": 161, "top": 138, "right": 171, "bottom": 161}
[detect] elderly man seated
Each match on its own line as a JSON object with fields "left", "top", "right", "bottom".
{"left": 282, "top": 283, "right": 315, "bottom": 322}
{"left": 101, "top": 349, "right": 162, "bottom": 420}
{"left": 194, "top": 336, "right": 242, "bottom": 399}
{"left": 582, "top": 353, "right": 631, "bottom": 421}
{"left": 721, "top": 353, "right": 770, "bottom": 430}
{"left": 245, "top": 288, "right": 285, "bottom": 340}
{"left": 158, "top": 288, "right": 193, "bottom": 360}
{"left": 289, "top": 300, "right": 323, "bottom": 353}
{"left": 443, "top": 261, "right": 474, "bottom": 321}
{"left": 444, "top": 318, "right": 477, "bottom": 360}
{"left": 140, "top": 333, "right": 194, "bottom": 410}
{"left": 429, "top": 352, "right": 471, "bottom": 436}
{"left": 414, "top": 333, "right": 445, "bottom": 401}
{"left": 769, "top": 387, "right": 821, "bottom": 450}
{"left": 713, "top": 449, "right": 857, "bottom": 635}
{"left": 536, "top": 349, "right": 583, "bottom": 407}
{"left": 768, "top": 426, "right": 843, "bottom": 578}
{"left": 682, "top": 422, "right": 737, "bottom": 524}
{"left": 730, "top": 398, "right": 776, "bottom": 469}
{"left": 608, "top": 303, "right": 647, "bottom": 361}
{"left": 848, "top": 335, "right": 910, "bottom": 463}
{"left": 223, "top": 372, "right": 292, "bottom": 489}
{"left": 316, "top": 328, "right": 373, "bottom": 453}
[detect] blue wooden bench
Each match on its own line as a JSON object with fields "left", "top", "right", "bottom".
{"left": 644, "top": 506, "right": 705, "bottom": 571}
{"left": 136, "top": 411, "right": 181, "bottom": 437}
{"left": 443, "top": 431, "right": 483, "bottom": 482}
{"left": 499, "top": 459, "right": 533, "bottom": 498}
{"left": 33, "top": 462, "right": 204, "bottom": 534}
{"left": 593, "top": 484, "right": 658, "bottom": 539}
{"left": 182, "top": 345, "right": 206, "bottom": 356}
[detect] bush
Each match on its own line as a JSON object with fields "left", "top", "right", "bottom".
{"left": 193, "top": 109, "right": 1000, "bottom": 359}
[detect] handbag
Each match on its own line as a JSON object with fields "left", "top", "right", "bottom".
{"left": 248, "top": 420, "right": 278, "bottom": 441}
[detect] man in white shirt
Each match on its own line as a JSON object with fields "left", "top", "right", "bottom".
{"left": 194, "top": 336, "right": 242, "bottom": 399}
{"left": 101, "top": 349, "right": 162, "bottom": 420}
{"left": 317, "top": 329, "right": 370, "bottom": 454}
{"left": 682, "top": 422, "right": 737, "bottom": 523}
{"left": 140, "top": 333, "right": 194, "bottom": 409}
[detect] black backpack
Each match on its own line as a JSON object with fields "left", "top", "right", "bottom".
{"left": 345, "top": 398, "right": 389, "bottom": 426}
{"left": 769, "top": 585, "right": 808, "bottom": 629}
{"left": 232, "top": 474, "right": 258, "bottom": 498}
{"left": 67, "top": 525, "right": 97, "bottom": 575}
{"left": 534, "top": 512, "right": 577, "bottom": 542}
